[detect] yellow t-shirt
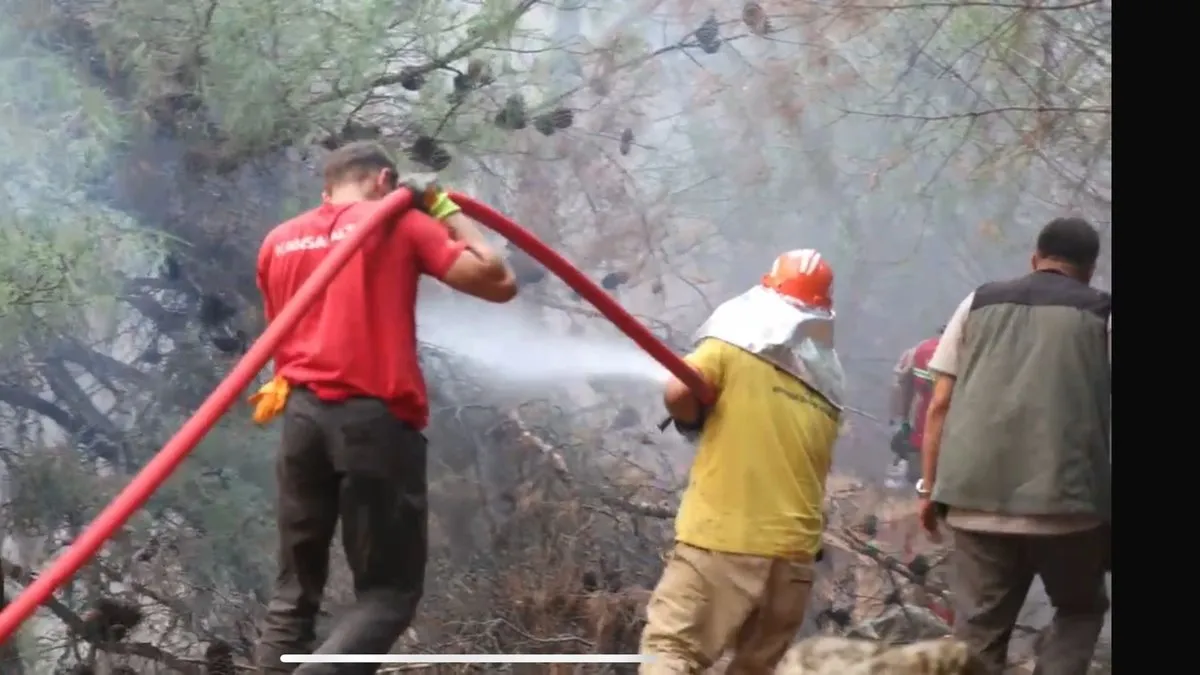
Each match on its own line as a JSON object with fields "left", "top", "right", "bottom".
{"left": 675, "top": 338, "right": 840, "bottom": 558}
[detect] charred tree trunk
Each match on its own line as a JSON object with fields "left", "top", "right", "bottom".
{"left": 204, "top": 641, "right": 234, "bottom": 675}
{"left": 0, "top": 559, "right": 25, "bottom": 675}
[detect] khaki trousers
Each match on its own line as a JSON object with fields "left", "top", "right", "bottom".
{"left": 640, "top": 542, "right": 814, "bottom": 675}
{"left": 950, "top": 526, "right": 1109, "bottom": 675}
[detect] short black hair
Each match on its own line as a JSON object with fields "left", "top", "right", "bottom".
{"left": 322, "top": 141, "right": 396, "bottom": 190}
{"left": 1036, "top": 217, "right": 1100, "bottom": 269}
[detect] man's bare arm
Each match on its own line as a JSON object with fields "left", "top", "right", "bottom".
{"left": 444, "top": 213, "right": 505, "bottom": 270}
{"left": 664, "top": 342, "right": 723, "bottom": 426}
{"left": 439, "top": 213, "right": 518, "bottom": 303}
{"left": 921, "top": 375, "right": 954, "bottom": 489}
{"left": 920, "top": 292, "right": 973, "bottom": 492}
{"left": 664, "top": 371, "right": 705, "bottom": 424}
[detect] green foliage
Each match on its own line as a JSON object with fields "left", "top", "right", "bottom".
{"left": 927, "top": 5, "right": 1069, "bottom": 87}
{"left": 0, "top": 27, "right": 124, "bottom": 176}
{"left": 149, "top": 417, "right": 277, "bottom": 593}
{"left": 0, "top": 25, "right": 155, "bottom": 343}
{"left": 102, "top": 0, "right": 538, "bottom": 158}
{"left": 5, "top": 446, "right": 118, "bottom": 533}
{"left": 0, "top": 0, "right": 1113, "bottom": 665}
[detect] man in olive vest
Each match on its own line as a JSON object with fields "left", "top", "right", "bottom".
{"left": 917, "top": 217, "right": 1110, "bottom": 675}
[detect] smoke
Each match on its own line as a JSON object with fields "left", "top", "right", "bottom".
{"left": 0, "top": 2, "right": 1110, "bottom": 475}
{"left": 504, "top": 4, "right": 1110, "bottom": 478}
{"left": 418, "top": 294, "right": 669, "bottom": 392}
{"left": 0, "top": 1, "right": 1110, "bottom": 665}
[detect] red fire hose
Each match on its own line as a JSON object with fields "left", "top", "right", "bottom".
{"left": 451, "top": 193, "right": 712, "bottom": 402}
{"left": 0, "top": 188, "right": 712, "bottom": 643}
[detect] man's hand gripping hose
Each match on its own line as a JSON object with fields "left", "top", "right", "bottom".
{"left": 0, "top": 186, "right": 714, "bottom": 644}
{"left": 397, "top": 173, "right": 462, "bottom": 221}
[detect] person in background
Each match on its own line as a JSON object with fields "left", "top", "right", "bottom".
{"left": 641, "top": 249, "right": 845, "bottom": 675}
{"left": 252, "top": 142, "right": 518, "bottom": 674}
{"left": 919, "top": 217, "right": 1111, "bottom": 675}
{"left": 887, "top": 326, "right": 944, "bottom": 488}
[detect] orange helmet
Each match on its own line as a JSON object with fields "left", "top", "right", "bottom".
{"left": 761, "top": 248, "right": 834, "bottom": 309}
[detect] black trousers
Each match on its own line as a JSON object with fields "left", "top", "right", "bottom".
{"left": 256, "top": 388, "right": 428, "bottom": 675}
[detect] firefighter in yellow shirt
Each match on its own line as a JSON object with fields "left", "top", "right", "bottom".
{"left": 640, "top": 249, "right": 845, "bottom": 675}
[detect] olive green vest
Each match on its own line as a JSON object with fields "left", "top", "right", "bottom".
{"left": 932, "top": 271, "right": 1111, "bottom": 519}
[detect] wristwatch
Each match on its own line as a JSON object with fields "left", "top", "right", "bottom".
{"left": 915, "top": 479, "right": 933, "bottom": 498}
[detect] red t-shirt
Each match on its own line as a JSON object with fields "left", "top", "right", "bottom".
{"left": 256, "top": 201, "right": 467, "bottom": 429}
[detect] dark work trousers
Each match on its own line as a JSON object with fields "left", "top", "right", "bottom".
{"left": 256, "top": 388, "right": 429, "bottom": 675}
{"left": 949, "top": 526, "right": 1109, "bottom": 675}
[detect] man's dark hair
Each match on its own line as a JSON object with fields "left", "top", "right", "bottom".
{"left": 1036, "top": 217, "right": 1100, "bottom": 269}
{"left": 322, "top": 141, "right": 397, "bottom": 190}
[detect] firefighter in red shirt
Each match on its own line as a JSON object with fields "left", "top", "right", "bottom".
{"left": 252, "top": 142, "right": 517, "bottom": 673}
{"left": 888, "top": 326, "right": 943, "bottom": 487}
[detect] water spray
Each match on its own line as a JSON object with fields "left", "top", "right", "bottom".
{"left": 0, "top": 188, "right": 713, "bottom": 643}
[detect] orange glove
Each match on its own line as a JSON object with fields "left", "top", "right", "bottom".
{"left": 249, "top": 375, "right": 290, "bottom": 425}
